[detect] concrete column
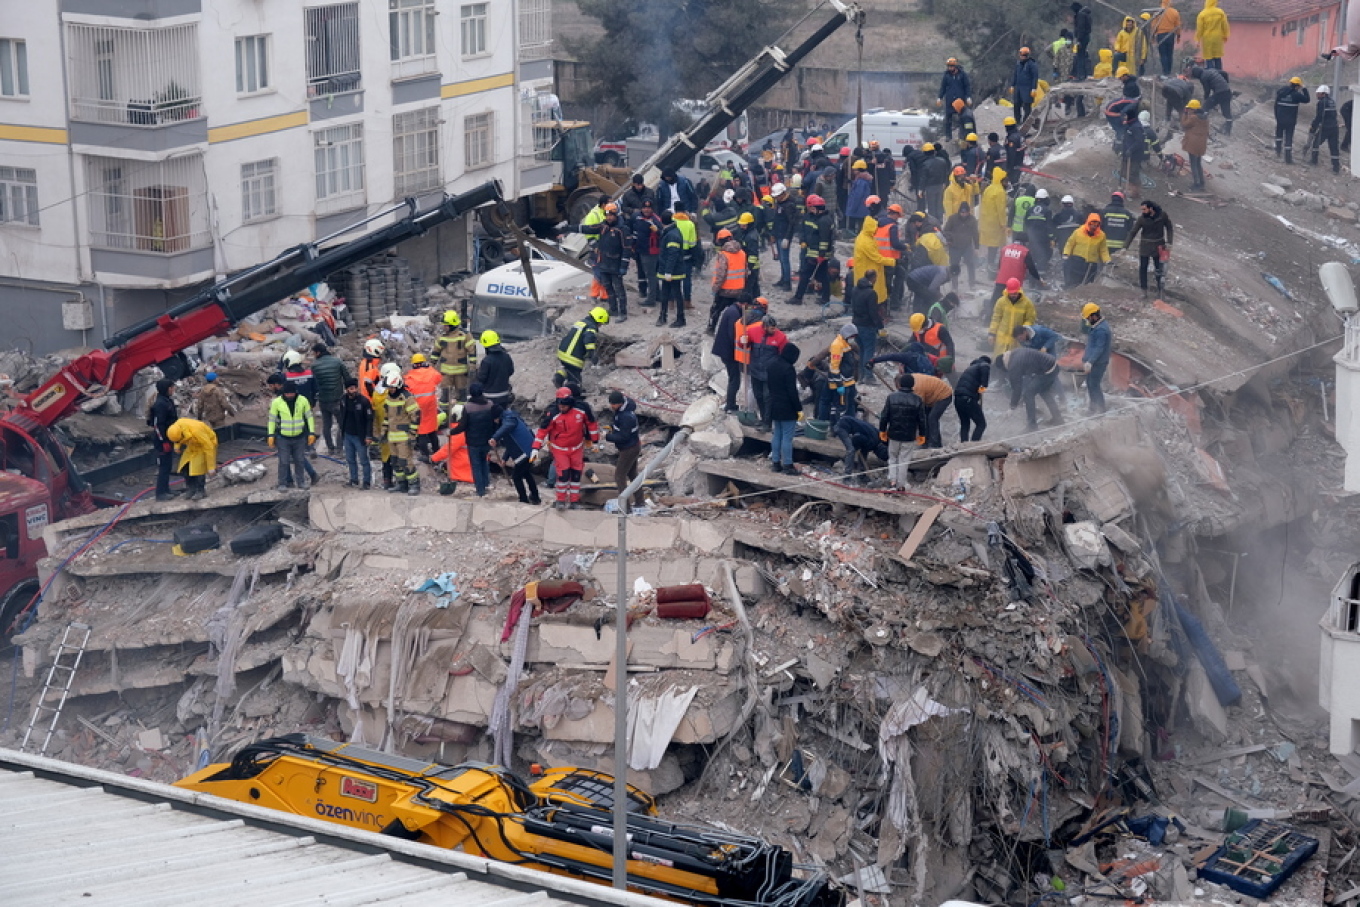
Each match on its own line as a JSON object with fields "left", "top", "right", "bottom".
{"left": 1335, "top": 321, "right": 1360, "bottom": 491}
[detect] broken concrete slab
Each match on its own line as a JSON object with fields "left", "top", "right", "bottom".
{"left": 688, "top": 429, "right": 740, "bottom": 459}
{"left": 1186, "top": 660, "right": 1230, "bottom": 742}
{"left": 1064, "top": 521, "right": 1112, "bottom": 570}
{"left": 525, "top": 623, "right": 731, "bottom": 673}
{"left": 1002, "top": 453, "right": 1063, "bottom": 496}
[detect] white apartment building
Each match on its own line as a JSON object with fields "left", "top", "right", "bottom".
{"left": 0, "top": 0, "right": 556, "bottom": 353}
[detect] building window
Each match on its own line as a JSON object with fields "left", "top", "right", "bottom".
{"left": 314, "top": 123, "right": 365, "bottom": 213}
{"left": 235, "top": 35, "right": 270, "bottom": 94}
{"left": 464, "top": 112, "right": 492, "bottom": 169}
{"left": 85, "top": 154, "right": 209, "bottom": 252}
{"left": 460, "top": 3, "right": 488, "bottom": 58}
{"left": 519, "top": 0, "right": 552, "bottom": 60}
{"left": 0, "top": 167, "right": 38, "bottom": 226}
{"left": 66, "top": 23, "right": 201, "bottom": 124}
{"left": 241, "top": 159, "right": 278, "bottom": 222}
{"left": 393, "top": 107, "right": 441, "bottom": 197}
{"left": 0, "top": 39, "right": 29, "bottom": 98}
{"left": 305, "top": 3, "right": 362, "bottom": 98}
{"left": 390, "top": 0, "right": 436, "bottom": 77}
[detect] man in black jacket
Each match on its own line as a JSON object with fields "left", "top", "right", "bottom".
{"left": 938, "top": 58, "right": 972, "bottom": 140}
{"left": 448, "top": 383, "right": 503, "bottom": 497}
{"left": 311, "top": 344, "right": 350, "bottom": 453}
{"left": 834, "top": 411, "right": 888, "bottom": 482}
{"left": 338, "top": 377, "right": 374, "bottom": 488}
{"left": 1189, "top": 66, "right": 1233, "bottom": 135}
{"left": 148, "top": 378, "right": 179, "bottom": 500}
{"left": 475, "top": 330, "right": 514, "bottom": 405}
{"left": 1308, "top": 85, "right": 1342, "bottom": 173}
{"left": 1273, "top": 77, "right": 1310, "bottom": 163}
{"left": 953, "top": 356, "right": 991, "bottom": 442}
{"left": 605, "top": 391, "right": 643, "bottom": 511}
{"left": 1001, "top": 347, "right": 1064, "bottom": 430}
{"left": 879, "top": 373, "right": 926, "bottom": 490}
{"left": 582, "top": 205, "right": 633, "bottom": 321}
{"left": 849, "top": 273, "right": 883, "bottom": 380}
{"left": 1072, "top": 2, "right": 1094, "bottom": 80}
{"left": 765, "top": 343, "right": 802, "bottom": 473}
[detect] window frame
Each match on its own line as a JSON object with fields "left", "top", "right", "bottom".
{"left": 460, "top": 3, "right": 489, "bottom": 59}
{"left": 0, "top": 165, "right": 39, "bottom": 226}
{"left": 393, "top": 107, "right": 442, "bottom": 197}
{"left": 464, "top": 111, "right": 493, "bottom": 170}
{"left": 235, "top": 34, "right": 272, "bottom": 95}
{"left": 0, "top": 38, "right": 29, "bottom": 99}
{"left": 240, "top": 158, "right": 279, "bottom": 223}
{"left": 313, "top": 122, "right": 366, "bottom": 213}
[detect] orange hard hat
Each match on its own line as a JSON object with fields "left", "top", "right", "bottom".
{"left": 952, "top": 99, "right": 965, "bottom": 112}
{"left": 887, "top": 203, "right": 904, "bottom": 215}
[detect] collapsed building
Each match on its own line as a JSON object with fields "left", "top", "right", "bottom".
{"left": 4, "top": 88, "right": 1360, "bottom": 907}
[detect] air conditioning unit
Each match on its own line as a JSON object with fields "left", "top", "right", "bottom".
{"left": 63, "top": 298, "right": 94, "bottom": 331}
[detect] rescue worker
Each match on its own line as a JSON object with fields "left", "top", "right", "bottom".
{"left": 631, "top": 199, "right": 663, "bottom": 308}
{"left": 673, "top": 201, "right": 701, "bottom": 312}
{"left": 338, "top": 376, "right": 374, "bottom": 489}
{"left": 167, "top": 417, "right": 217, "bottom": 501}
{"left": 766, "top": 342, "right": 803, "bottom": 474}
{"left": 953, "top": 356, "right": 991, "bottom": 443}
{"left": 879, "top": 373, "right": 927, "bottom": 490}
{"left": 1113, "top": 17, "right": 1139, "bottom": 69}
{"left": 1161, "top": 74, "right": 1195, "bottom": 124}
{"left": 1023, "top": 188, "right": 1054, "bottom": 273}
{"left": 991, "top": 239, "right": 1043, "bottom": 304}
{"left": 267, "top": 384, "right": 318, "bottom": 491}
{"left": 282, "top": 350, "right": 317, "bottom": 406}
{"left": 370, "top": 363, "right": 397, "bottom": 489}
{"left": 713, "top": 296, "right": 749, "bottom": 413}
{"left": 1081, "top": 302, "right": 1112, "bottom": 413}
{"left": 656, "top": 212, "right": 687, "bottom": 327}
{"left": 709, "top": 228, "right": 748, "bottom": 333}
{"left": 918, "top": 146, "right": 950, "bottom": 222}
{"left": 1195, "top": 0, "right": 1230, "bottom": 70}
{"left": 904, "top": 262, "right": 951, "bottom": 315}
{"left": 850, "top": 274, "right": 884, "bottom": 379}
{"left": 555, "top": 307, "right": 609, "bottom": 387}
{"left": 943, "top": 167, "right": 979, "bottom": 225}
{"left": 833, "top": 409, "right": 888, "bottom": 483}
{"left": 1100, "top": 191, "right": 1134, "bottom": 252}
{"left": 1126, "top": 199, "right": 1174, "bottom": 298}
{"left": 447, "top": 382, "right": 502, "bottom": 497}
{"left": 911, "top": 372, "right": 954, "bottom": 449}
{"left": 959, "top": 133, "right": 984, "bottom": 176}
{"left": 1152, "top": 0, "right": 1183, "bottom": 77}
{"left": 943, "top": 201, "right": 980, "bottom": 290}
{"left": 1189, "top": 65, "right": 1232, "bottom": 134}
{"left": 1063, "top": 213, "right": 1111, "bottom": 286}
{"left": 736, "top": 210, "right": 763, "bottom": 298}
{"left": 1120, "top": 108, "right": 1148, "bottom": 198}
{"left": 311, "top": 343, "right": 349, "bottom": 454}
{"left": 148, "top": 378, "right": 179, "bottom": 501}
{"left": 871, "top": 141, "right": 897, "bottom": 200}
{"left": 909, "top": 312, "right": 956, "bottom": 378}
{"left": 605, "top": 391, "right": 643, "bottom": 511}
{"left": 790, "top": 194, "right": 834, "bottom": 306}
{"left": 489, "top": 401, "right": 540, "bottom": 505}
{"left": 433, "top": 309, "right": 476, "bottom": 404}
{"left": 704, "top": 188, "right": 740, "bottom": 240}
{"left": 770, "top": 182, "right": 797, "bottom": 290}
{"left": 1119, "top": 66, "right": 1142, "bottom": 101}
{"left": 1014, "top": 324, "right": 1066, "bottom": 357}
{"left": 1010, "top": 46, "right": 1040, "bottom": 123}
{"left": 846, "top": 159, "right": 875, "bottom": 224}
{"left": 1105, "top": 96, "right": 1140, "bottom": 152}
{"left": 1181, "top": 99, "right": 1210, "bottom": 189}
{"left": 746, "top": 314, "right": 787, "bottom": 429}
{"left": 358, "top": 338, "right": 385, "bottom": 399}
{"left": 979, "top": 167, "right": 1010, "bottom": 267}
{"left": 938, "top": 57, "right": 973, "bottom": 140}
{"left": 987, "top": 278, "right": 1038, "bottom": 359}
{"left": 1093, "top": 47, "right": 1114, "bottom": 79}
{"left": 875, "top": 201, "right": 907, "bottom": 306}
{"left": 404, "top": 353, "right": 442, "bottom": 461}
{"left": 581, "top": 202, "right": 632, "bottom": 321}
{"left": 619, "top": 172, "right": 655, "bottom": 218}
{"left": 532, "top": 387, "right": 598, "bottom": 510}
{"left": 1009, "top": 183, "right": 1036, "bottom": 242}
{"left": 853, "top": 198, "right": 891, "bottom": 305}
{"left": 475, "top": 330, "right": 514, "bottom": 405}
{"left": 380, "top": 370, "right": 422, "bottom": 495}
{"left": 1052, "top": 195, "right": 1082, "bottom": 254}
{"left": 1002, "top": 346, "right": 1064, "bottom": 430}
{"left": 1307, "top": 85, "right": 1342, "bottom": 173}
{"left": 1274, "top": 77, "right": 1310, "bottom": 163}
{"left": 192, "top": 372, "right": 233, "bottom": 429}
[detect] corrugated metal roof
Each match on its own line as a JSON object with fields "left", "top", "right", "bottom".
{"left": 0, "top": 748, "right": 669, "bottom": 907}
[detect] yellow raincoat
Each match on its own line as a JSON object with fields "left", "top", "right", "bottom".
{"left": 1093, "top": 48, "right": 1114, "bottom": 78}
{"left": 852, "top": 215, "right": 890, "bottom": 302}
{"left": 1195, "top": 0, "right": 1229, "bottom": 60}
{"left": 1114, "top": 18, "right": 1138, "bottom": 58}
{"left": 978, "top": 168, "right": 1010, "bottom": 249}
{"left": 167, "top": 418, "right": 218, "bottom": 477}
{"left": 987, "top": 292, "right": 1038, "bottom": 358}
{"left": 943, "top": 176, "right": 980, "bottom": 221}
{"left": 917, "top": 230, "right": 949, "bottom": 267}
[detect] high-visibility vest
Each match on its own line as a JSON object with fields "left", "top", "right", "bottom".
{"left": 734, "top": 318, "right": 751, "bottom": 366}
{"left": 874, "top": 222, "right": 900, "bottom": 260}
{"left": 404, "top": 365, "right": 442, "bottom": 433}
{"left": 435, "top": 330, "right": 474, "bottom": 376}
{"left": 383, "top": 392, "right": 418, "bottom": 443}
{"left": 675, "top": 216, "right": 697, "bottom": 252}
{"left": 557, "top": 321, "right": 597, "bottom": 368}
{"left": 720, "top": 248, "right": 747, "bottom": 292}
{"left": 914, "top": 322, "right": 946, "bottom": 364}
{"left": 268, "top": 395, "right": 313, "bottom": 438}
{"left": 358, "top": 356, "right": 381, "bottom": 400}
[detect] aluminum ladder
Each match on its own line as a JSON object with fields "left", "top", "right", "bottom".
{"left": 20, "top": 622, "right": 91, "bottom": 755}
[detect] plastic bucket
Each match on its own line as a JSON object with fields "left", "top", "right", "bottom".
{"left": 803, "top": 419, "right": 829, "bottom": 440}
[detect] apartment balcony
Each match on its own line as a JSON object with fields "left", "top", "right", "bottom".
{"left": 64, "top": 21, "right": 207, "bottom": 152}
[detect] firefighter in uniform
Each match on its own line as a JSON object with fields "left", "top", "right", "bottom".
{"left": 555, "top": 307, "right": 610, "bottom": 387}
{"left": 371, "top": 363, "right": 401, "bottom": 489}
{"left": 404, "top": 353, "right": 443, "bottom": 461}
{"left": 433, "top": 310, "right": 476, "bottom": 404}
{"left": 532, "top": 387, "right": 599, "bottom": 510}
{"left": 789, "top": 194, "right": 835, "bottom": 306}
{"left": 736, "top": 211, "right": 763, "bottom": 299}
{"left": 382, "top": 371, "right": 424, "bottom": 496}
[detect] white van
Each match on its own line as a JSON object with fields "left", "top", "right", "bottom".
{"left": 821, "top": 109, "right": 936, "bottom": 158}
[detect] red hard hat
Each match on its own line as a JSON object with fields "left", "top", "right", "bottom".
{"left": 865, "top": 195, "right": 881, "bottom": 206}
{"left": 556, "top": 387, "right": 573, "bottom": 400}
{"left": 805, "top": 194, "right": 825, "bottom": 207}
{"left": 1006, "top": 278, "right": 1022, "bottom": 293}
{"left": 839, "top": 147, "right": 852, "bottom": 156}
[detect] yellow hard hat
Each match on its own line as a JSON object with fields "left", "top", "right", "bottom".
{"left": 1117, "top": 65, "right": 1131, "bottom": 79}
{"left": 965, "top": 132, "right": 979, "bottom": 142}
{"left": 909, "top": 313, "right": 926, "bottom": 331}
{"left": 1003, "top": 116, "right": 1017, "bottom": 126}
{"left": 589, "top": 306, "right": 610, "bottom": 324}
{"left": 480, "top": 329, "right": 500, "bottom": 347}
{"left": 1290, "top": 76, "right": 1303, "bottom": 85}
{"left": 920, "top": 143, "right": 934, "bottom": 153}
{"left": 443, "top": 310, "right": 461, "bottom": 327}
{"left": 1081, "top": 303, "right": 1101, "bottom": 319}
{"left": 1140, "top": 12, "right": 1151, "bottom": 20}
{"left": 738, "top": 212, "right": 756, "bottom": 224}
{"left": 411, "top": 352, "right": 428, "bottom": 365}
{"left": 852, "top": 159, "right": 869, "bottom": 169}
{"left": 1186, "top": 99, "right": 1201, "bottom": 109}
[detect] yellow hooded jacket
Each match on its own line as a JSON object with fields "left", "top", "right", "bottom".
{"left": 1114, "top": 18, "right": 1137, "bottom": 56}
{"left": 943, "top": 175, "right": 980, "bottom": 219}
{"left": 166, "top": 418, "right": 219, "bottom": 477}
{"left": 917, "top": 230, "right": 949, "bottom": 267}
{"left": 979, "top": 168, "right": 1010, "bottom": 248}
{"left": 1196, "top": 0, "right": 1229, "bottom": 59}
{"left": 852, "top": 215, "right": 891, "bottom": 303}
{"left": 1094, "top": 48, "right": 1114, "bottom": 78}
{"left": 988, "top": 293, "right": 1038, "bottom": 358}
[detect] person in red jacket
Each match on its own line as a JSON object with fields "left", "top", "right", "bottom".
{"left": 533, "top": 387, "right": 599, "bottom": 509}
{"left": 989, "top": 238, "right": 1045, "bottom": 304}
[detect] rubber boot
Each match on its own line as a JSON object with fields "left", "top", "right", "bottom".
{"left": 390, "top": 479, "right": 408, "bottom": 494}
{"left": 407, "top": 479, "right": 421, "bottom": 496}
{"left": 1156, "top": 275, "right": 1165, "bottom": 298}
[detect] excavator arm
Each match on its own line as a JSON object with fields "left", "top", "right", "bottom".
{"left": 177, "top": 734, "right": 843, "bottom": 907}
{"left": 9, "top": 181, "right": 504, "bottom": 431}
{"left": 624, "top": 1, "right": 865, "bottom": 192}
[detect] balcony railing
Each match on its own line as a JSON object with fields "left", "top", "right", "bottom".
{"left": 66, "top": 22, "right": 202, "bottom": 126}
{"left": 85, "top": 154, "right": 211, "bottom": 253}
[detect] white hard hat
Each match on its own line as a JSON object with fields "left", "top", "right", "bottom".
{"left": 1318, "top": 84, "right": 1331, "bottom": 94}
{"left": 1035, "top": 188, "right": 1049, "bottom": 199}
{"left": 1138, "top": 110, "right": 1151, "bottom": 126}
{"left": 364, "top": 338, "right": 385, "bottom": 356}
{"left": 771, "top": 182, "right": 787, "bottom": 198}
{"left": 790, "top": 173, "right": 803, "bottom": 188}
{"left": 1061, "top": 195, "right": 1075, "bottom": 204}
{"left": 378, "top": 362, "right": 402, "bottom": 382}
{"left": 722, "top": 188, "right": 735, "bottom": 204}
{"left": 282, "top": 350, "right": 303, "bottom": 367}
{"left": 811, "top": 143, "right": 823, "bottom": 152}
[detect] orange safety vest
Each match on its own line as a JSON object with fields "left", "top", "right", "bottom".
{"left": 914, "top": 322, "right": 946, "bottom": 364}
{"left": 734, "top": 317, "right": 751, "bottom": 366}
{"left": 720, "top": 248, "right": 747, "bottom": 292}
{"left": 404, "top": 366, "right": 442, "bottom": 433}
{"left": 874, "top": 222, "right": 900, "bottom": 260}
{"left": 358, "top": 357, "right": 381, "bottom": 400}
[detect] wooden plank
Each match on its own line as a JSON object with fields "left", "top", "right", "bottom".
{"left": 898, "top": 503, "right": 944, "bottom": 562}
{"left": 696, "top": 459, "right": 929, "bottom": 516}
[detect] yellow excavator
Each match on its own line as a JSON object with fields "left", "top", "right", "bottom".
{"left": 176, "top": 734, "right": 841, "bottom": 907}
